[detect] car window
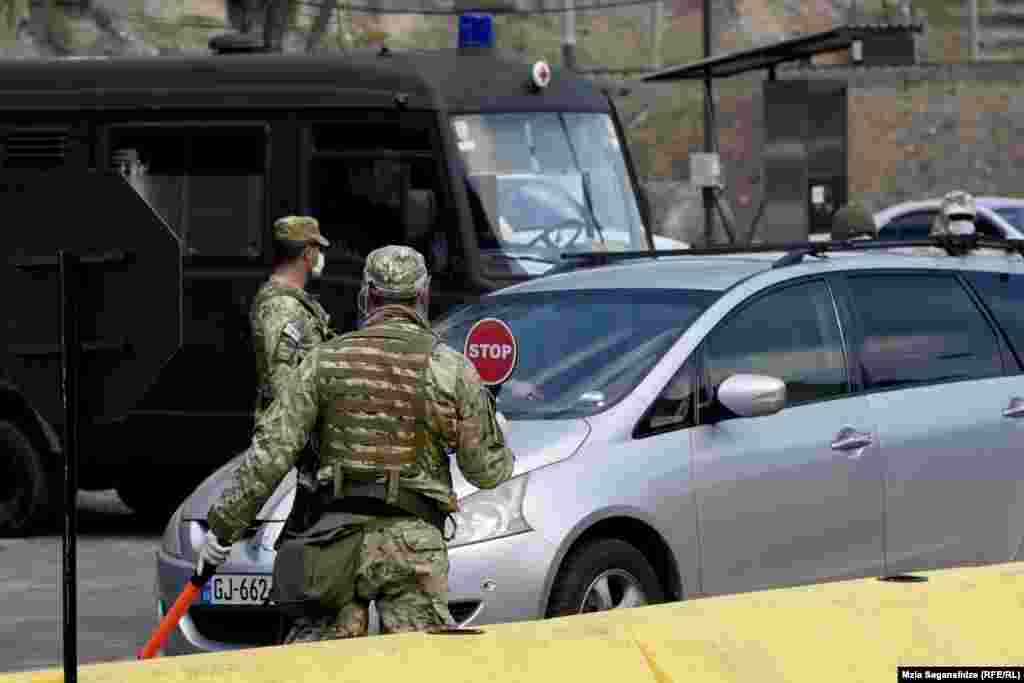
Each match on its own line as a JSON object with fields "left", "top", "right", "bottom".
{"left": 702, "top": 280, "right": 849, "bottom": 415}
{"left": 964, "top": 271, "right": 1024, "bottom": 372}
{"left": 974, "top": 215, "right": 1003, "bottom": 239}
{"left": 846, "top": 273, "right": 1004, "bottom": 391}
{"left": 878, "top": 210, "right": 935, "bottom": 241}
{"left": 640, "top": 357, "right": 704, "bottom": 435}
{"left": 994, "top": 207, "right": 1024, "bottom": 232}
{"left": 435, "top": 288, "right": 719, "bottom": 420}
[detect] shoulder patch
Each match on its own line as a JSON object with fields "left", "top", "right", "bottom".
{"left": 282, "top": 321, "right": 303, "bottom": 345}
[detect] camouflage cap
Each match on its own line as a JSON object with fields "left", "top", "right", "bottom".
{"left": 940, "top": 190, "right": 976, "bottom": 219}
{"left": 831, "top": 202, "right": 876, "bottom": 240}
{"left": 273, "top": 216, "right": 330, "bottom": 247}
{"left": 363, "top": 245, "right": 429, "bottom": 299}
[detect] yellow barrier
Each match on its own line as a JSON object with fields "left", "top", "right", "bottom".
{"left": 7, "top": 561, "right": 1024, "bottom": 683}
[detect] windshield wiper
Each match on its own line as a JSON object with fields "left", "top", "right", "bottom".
{"left": 580, "top": 170, "right": 607, "bottom": 246}
{"left": 556, "top": 114, "right": 607, "bottom": 246}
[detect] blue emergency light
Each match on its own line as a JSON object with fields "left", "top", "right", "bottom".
{"left": 458, "top": 13, "right": 495, "bottom": 49}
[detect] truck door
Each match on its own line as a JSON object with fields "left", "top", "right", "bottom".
{"left": 299, "top": 113, "right": 465, "bottom": 330}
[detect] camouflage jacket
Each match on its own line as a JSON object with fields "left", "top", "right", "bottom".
{"left": 208, "top": 305, "right": 515, "bottom": 544}
{"left": 250, "top": 279, "right": 333, "bottom": 420}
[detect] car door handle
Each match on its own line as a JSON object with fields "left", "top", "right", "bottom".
{"left": 831, "top": 427, "right": 873, "bottom": 452}
{"left": 1003, "top": 397, "right": 1024, "bottom": 418}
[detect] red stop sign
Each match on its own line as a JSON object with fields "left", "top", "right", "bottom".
{"left": 464, "top": 318, "right": 518, "bottom": 386}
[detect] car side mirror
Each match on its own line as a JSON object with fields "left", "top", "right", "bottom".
{"left": 717, "top": 374, "right": 786, "bottom": 418}
{"left": 403, "top": 188, "right": 437, "bottom": 244}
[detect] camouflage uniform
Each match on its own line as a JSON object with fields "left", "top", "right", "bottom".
{"left": 208, "top": 245, "right": 515, "bottom": 643}
{"left": 251, "top": 216, "right": 334, "bottom": 420}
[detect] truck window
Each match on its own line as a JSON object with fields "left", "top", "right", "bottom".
{"left": 304, "top": 120, "right": 444, "bottom": 267}
{"left": 107, "top": 123, "right": 268, "bottom": 257}
{"left": 452, "top": 112, "right": 647, "bottom": 277}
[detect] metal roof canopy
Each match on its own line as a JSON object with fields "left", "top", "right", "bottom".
{"left": 642, "top": 23, "right": 923, "bottom": 82}
{"left": 635, "top": 22, "right": 921, "bottom": 246}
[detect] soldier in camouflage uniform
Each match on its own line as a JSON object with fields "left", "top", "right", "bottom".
{"left": 251, "top": 216, "right": 335, "bottom": 421}
{"left": 197, "top": 245, "right": 515, "bottom": 643}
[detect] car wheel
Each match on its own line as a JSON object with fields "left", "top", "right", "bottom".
{"left": 545, "top": 538, "right": 665, "bottom": 618}
{"left": 0, "top": 420, "right": 49, "bottom": 537}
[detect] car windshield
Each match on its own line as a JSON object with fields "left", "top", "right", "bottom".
{"left": 451, "top": 113, "right": 649, "bottom": 278}
{"left": 434, "top": 288, "right": 719, "bottom": 420}
{"left": 994, "top": 207, "right": 1024, "bottom": 232}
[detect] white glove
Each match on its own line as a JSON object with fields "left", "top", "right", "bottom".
{"left": 496, "top": 411, "right": 509, "bottom": 436}
{"left": 196, "top": 530, "right": 231, "bottom": 576}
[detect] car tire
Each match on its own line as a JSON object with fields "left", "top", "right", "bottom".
{"left": 545, "top": 538, "right": 665, "bottom": 618}
{"left": 0, "top": 420, "right": 50, "bottom": 538}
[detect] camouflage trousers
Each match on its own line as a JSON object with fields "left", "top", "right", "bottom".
{"left": 283, "top": 516, "right": 454, "bottom": 643}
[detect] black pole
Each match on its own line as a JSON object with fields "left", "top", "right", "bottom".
{"left": 702, "top": 0, "right": 714, "bottom": 246}
{"left": 59, "top": 250, "right": 80, "bottom": 683}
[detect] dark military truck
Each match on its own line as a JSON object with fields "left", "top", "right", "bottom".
{"left": 0, "top": 45, "right": 666, "bottom": 534}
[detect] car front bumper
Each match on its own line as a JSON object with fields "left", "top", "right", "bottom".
{"left": 155, "top": 527, "right": 555, "bottom": 655}
{"left": 446, "top": 529, "right": 556, "bottom": 627}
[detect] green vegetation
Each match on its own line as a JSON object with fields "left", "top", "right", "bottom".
{"left": 6, "top": 0, "right": 1022, "bottom": 177}
{"left": 854, "top": 0, "right": 1024, "bottom": 61}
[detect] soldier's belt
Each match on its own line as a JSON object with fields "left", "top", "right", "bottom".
{"left": 326, "top": 481, "right": 445, "bottom": 534}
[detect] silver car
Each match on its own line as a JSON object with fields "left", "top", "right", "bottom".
{"left": 155, "top": 245, "right": 1024, "bottom": 654}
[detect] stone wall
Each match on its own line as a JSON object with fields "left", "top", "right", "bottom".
{"left": 783, "top": 62, "right": 1024, "bottom": 213}
{"left": 638, "top": 62, "right": 1024, "bottom": 247}
{"left": 846, "top": 77, "right": 1024, "bottom": 212}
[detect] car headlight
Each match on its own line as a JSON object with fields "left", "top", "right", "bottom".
{"left": 447, "top": 474, "right": 531, "bottom": 549}
{"left": 161, "top": 504, "right": 184, "bottom": 557}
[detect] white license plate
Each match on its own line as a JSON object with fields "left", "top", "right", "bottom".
{"left": 200, "top": 574, "right": 273, "bottom": 606}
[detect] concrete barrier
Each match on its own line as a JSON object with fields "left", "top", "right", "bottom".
{"left": 7, "top": 561, "right": 1024, "bottom": 683}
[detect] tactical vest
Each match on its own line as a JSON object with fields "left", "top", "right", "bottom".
{"left": 316, "top": 324, "right": 439, "bottom": 508}
{"left": 251, "top": 282, "right": 332, "bottom": 412}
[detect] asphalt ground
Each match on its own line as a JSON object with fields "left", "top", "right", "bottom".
{"left": 0, "top": 490, "right": 164, "bottom": 675}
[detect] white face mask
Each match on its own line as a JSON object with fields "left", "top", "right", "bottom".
{"left": 312, "top": 250, "right": 325, "bottom": 278}
{"left": 947, "top": 219, "right": 975, "bottom": 237}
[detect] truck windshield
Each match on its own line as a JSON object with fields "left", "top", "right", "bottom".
{"left": 434, "top": 289, "right": 719, "bottom": 420}
{"left": 451, "top": 113, "right": 650, "bottom": 278}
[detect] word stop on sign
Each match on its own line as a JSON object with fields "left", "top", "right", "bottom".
{"left": 468, "top": 343, "right": 514, "bottom": 360}
{"left": 463, "top": 318, "right": 518, "bottom": 386}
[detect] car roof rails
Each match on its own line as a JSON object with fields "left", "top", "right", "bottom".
{"left": 552, "top": 235, "right": 1024, "bottom": 273}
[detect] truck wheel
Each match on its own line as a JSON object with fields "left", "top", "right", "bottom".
{"left": 545, "top": 538, "right": 665, "bottom": 618}
{"left": 0, "top": 420, "right": 49, "bottom": 537}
